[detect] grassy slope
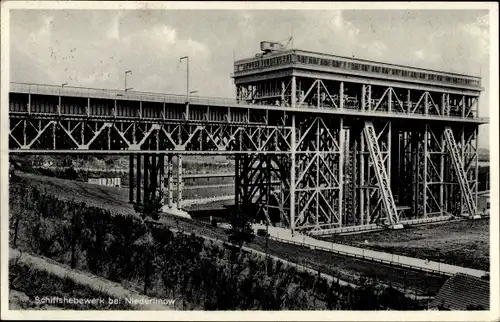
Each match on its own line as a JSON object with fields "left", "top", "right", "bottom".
{"left": 8, "top": 249, "right": 170, "bottom": 310}
{"left": 323, "top": 220, "right": 489, "bottom": 271}
{"left": 10, "top": 172, "right": 447, "bottom": 295}
{"left": 13, "top": 172, "right": 233, "bottom": 212}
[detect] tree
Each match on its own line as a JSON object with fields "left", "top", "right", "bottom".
{"left": 227, "top": 209, "right": 255, "bottom": 248}
{"left": 64, "top": 166, "right": 78, "bottom": 180}
{"left": 133, "top": 187, "right": 165, "bottom": 295}
{"left": 134, "top": 188, "right": 164, "bottom": 221}
{"left": 133, "top": 231, "right": 158, "bottom": 295}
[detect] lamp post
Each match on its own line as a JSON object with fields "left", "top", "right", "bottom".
{"left": 125, "top": 70, "right": 133, "bottom": 92}
{"left": 180, "top": 56, "right": 190, "bottom": 120}
{"left": 58, "top": 83, "right": 68, "bottom": 115}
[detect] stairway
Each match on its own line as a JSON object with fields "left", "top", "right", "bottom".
{"left": 443, "top": 127, "right": 477, "bottom": 218}
{"left": 363, "top": 121, "right": 401, "bottom": 228}
{"left": 344, "top": 131, "right": 356, "bottom": 224}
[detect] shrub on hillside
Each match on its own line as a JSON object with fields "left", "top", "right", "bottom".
{"left": 228, "top": 210, "right": 255, "bottom": 247}
{"left": 10, "top": 186, "right": 422, "bottom": 310}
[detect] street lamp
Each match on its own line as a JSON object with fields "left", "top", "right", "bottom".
{"left": 179, "top": 56, "right": 190, "bottom": 100}
{"left": 125, "top": 70, "right": 133, "bottom": 92}
{"left": 180, "top": 56, "right": 190, "bottom": 120}
{"left": 58, "top": 83, "right": 68, "bottom": 115}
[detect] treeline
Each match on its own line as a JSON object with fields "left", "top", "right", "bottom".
{"left": 9, "top": 185, "right": 422, "bottom": 310}
{"left": 12, "top": 162, "right": 234, "bottom": 186}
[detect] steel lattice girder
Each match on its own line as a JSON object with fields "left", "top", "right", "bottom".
{"left": 9, "top": 118, "right": 293, "bottom": 153}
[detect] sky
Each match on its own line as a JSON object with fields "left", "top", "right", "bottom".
{"left": 9, "top": 7, "right": 491, "bottom": 148}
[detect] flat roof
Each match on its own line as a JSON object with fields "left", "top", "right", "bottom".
{"left": 235, "top": 48, "right": 480, "bottom": 80}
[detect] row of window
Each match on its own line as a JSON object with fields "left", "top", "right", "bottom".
{"left": 234, "top": 53, "right": 481, "bottom": 88}
{"left": 236, "top": 54, "right": 294, "bottom": 72}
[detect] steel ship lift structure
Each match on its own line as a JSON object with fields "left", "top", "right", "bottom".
{"left": 8, "top": 43, "right": 488, "bottom": 235}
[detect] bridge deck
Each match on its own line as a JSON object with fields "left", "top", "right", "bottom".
{"left": 9, "top": 83, "right": 488, "bottom": 124}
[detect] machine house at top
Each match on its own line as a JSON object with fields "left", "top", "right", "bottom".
{"left": 234, "top": 41, "right": 481, "bottom": 113}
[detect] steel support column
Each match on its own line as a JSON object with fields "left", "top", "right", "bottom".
{"left": 129, "top": 154, "right": 134, "bottom": 203}
{"left": 136, "top": 154, "right": 142, "bottom": 204}
{"left": 338, "top": 118, "right": 344, "bottom": 227}
{"left": 168, "top": 155, "right": 173, "bottom": 208}
{"left": 176, "top": 154, "right": 183, "bottom": 209}
{"left": 423, "top": 126, "right": 428, "bottom": 217}
{"left": 289, "top": 114, "right": 296, "bottom": 231}
{"left": 144, "top": 154, "right": 150, "bottom": 204}
{"left": 339, "top": 82, "right": 344, "bottom": 109}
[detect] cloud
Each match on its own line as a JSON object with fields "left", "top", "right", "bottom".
{"left": 122, "top": 24, "right": 209, "bottom": 59}
{"left": 28, "top": 15, "right": 53, "bottom": 44}
{"left": 460, "top": 14, "right": 489, "bottom": 63}
{"left": 11, "top": 11, "right": 211, "bottom": 96}
{"left": 106, "top": 12, "right": 122, "bottom": 40}
{"left": 413, "top": 49, "right": 425, "bottom": 60}
{"left": 360, "top": 41, "right": 387, "bottom": 58}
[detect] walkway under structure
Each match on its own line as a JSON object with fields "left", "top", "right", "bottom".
{"left": 8, "top": 43, "right": 488, "bottom": 235}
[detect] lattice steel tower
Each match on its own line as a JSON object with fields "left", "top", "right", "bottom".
{"left": 232, "top": 41, "right": 485, "bottom": 234}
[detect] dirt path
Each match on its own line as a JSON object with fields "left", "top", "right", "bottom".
{"left": 9, "top": 249, "right": 173, "bottom": 310}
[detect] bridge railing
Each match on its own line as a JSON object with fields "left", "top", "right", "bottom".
{"left": 10, "top": 82, "right": 241, "bottom": 105}
{"left": 10, "top": 82, "right": 488, "bottom": 123}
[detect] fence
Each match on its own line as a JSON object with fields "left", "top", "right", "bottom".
{"left": 171, "top": 226, "right": 433, "bottom": 302}
{"left": 269, "top": 234, "right": 452, "bottom": 278}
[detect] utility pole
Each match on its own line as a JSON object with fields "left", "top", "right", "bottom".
{"left": 125, "top": 70, "right": 133, "bottom": 92}
{"left": 180, "top": 56, "right": 189, "bottom": 120}
{"left": 58, "top": 83, "right": 68, "bottom": 116}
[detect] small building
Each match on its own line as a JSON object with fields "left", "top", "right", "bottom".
{"left": 477, "top": 191, "right": 490, "bottom": 214}
{"left": 88, "top": 177, "right": 121, "bottom": 188}
{"left": 428, "top": 273, "right": 489, "bottom": 310}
